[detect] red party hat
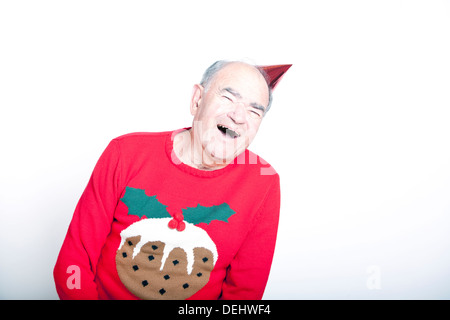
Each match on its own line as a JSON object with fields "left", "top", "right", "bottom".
{"left": 257, "top": 64, "right": 292, "bottom": 90}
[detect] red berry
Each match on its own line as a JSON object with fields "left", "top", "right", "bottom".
{"left": 174, "top": 212, "right": 184, "bottom": 222}
{"left": 176, "top": 221, "right": 186, "bottom": 232}
{"left": 168, "top": 219, "right": 178, "bottom": 229}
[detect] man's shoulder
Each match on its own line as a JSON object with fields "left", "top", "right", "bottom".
{"left": 112, "top": 130, "right": 172, "bottom": 143}
{"left": 106, "top": 130, "right": 174, "bottom": 157}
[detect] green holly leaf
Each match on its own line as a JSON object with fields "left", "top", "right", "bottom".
{"left": 182, "top": 203, "right": 236, "bottom": 225}
{"left": 120, "top": 187, "right": 171, "bottom": 219}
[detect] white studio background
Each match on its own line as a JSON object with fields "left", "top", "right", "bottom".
{"left": 1, "top": 0, "right": 449, "bottom": 300}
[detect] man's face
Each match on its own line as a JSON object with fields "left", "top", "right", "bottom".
{"left": 190, "top": 62, "right": 270, "bottom": 165}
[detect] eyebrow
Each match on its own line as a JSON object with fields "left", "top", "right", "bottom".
{"left": 221, "top": 87, "right": 242, "bottom": 99}
{"left": 221, "top": 87, "right": 266, "bottom": 113}
{"left": 250, "top": 102, "right": 266, "bottom": 113}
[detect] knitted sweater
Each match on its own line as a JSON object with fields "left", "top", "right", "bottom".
{"left": 53, "top": 129, "right": 280, "bottom": 300}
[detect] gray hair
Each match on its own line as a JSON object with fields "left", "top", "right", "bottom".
{"left": 199, "top": 60, "right": 274, "bottom": 114}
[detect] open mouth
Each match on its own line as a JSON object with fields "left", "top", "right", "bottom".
{"left": 217, "top": 124, "right": 240, "bottom": 139}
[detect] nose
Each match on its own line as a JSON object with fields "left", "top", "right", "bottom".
{"left": 228, "top": 101, "right": 246, "bottom": 124}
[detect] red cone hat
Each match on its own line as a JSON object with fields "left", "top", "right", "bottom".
{"left": 258, "top": 64, "right": 292, "bottom": 90}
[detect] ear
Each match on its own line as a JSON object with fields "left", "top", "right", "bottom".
{"left": 190, "top": 84, "right": 204, "bottom": 116}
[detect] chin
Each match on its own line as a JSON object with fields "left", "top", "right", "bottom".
{"left": 202, "top": 131, "right": 250, "bottom": 164}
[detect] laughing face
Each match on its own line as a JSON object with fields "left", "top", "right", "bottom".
{"left": 188, "top": 62, "right": 270, "bottom": 168}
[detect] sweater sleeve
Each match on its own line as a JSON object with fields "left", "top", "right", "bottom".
{"left": 220, "top": 174, "right": 281, "bottom": 300}
{"left": 53, "top": 140, "right": 121, "bottom": 299}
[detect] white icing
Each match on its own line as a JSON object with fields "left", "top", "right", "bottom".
{"left": 118, "top": 218, "right": 218, "bottom": 275}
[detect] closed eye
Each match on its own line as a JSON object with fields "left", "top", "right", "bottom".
{"left": 249, "top": 104, "right": 265, "bottom": 117}
{"left": 250, "top": 109, "right": 263, "bottom": 117}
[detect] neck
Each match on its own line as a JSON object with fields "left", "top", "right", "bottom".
{"left": 173, "top": 128, "right": 228, "bottom": 171}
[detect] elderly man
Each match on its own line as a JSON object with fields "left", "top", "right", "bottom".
{"left": 54, "top": 60, "right": 291, "bottom": 300}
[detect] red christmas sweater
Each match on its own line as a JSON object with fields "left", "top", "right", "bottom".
{"left": 53, "top": 129, "right": 280, "bottom": 300}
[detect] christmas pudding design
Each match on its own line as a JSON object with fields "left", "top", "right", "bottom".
{"left": 116, "top": 187, "right": 235, "bottom": 300}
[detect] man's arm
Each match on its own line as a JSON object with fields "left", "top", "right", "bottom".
{"left": 220, "top": 175, "right": 281, "bottom": 300}
{"left": 53, "top": 140, "right": 121, "bottom": 299}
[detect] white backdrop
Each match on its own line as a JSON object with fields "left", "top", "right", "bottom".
{"left": 1, "top": 0, "right": 449, "bottom": 299}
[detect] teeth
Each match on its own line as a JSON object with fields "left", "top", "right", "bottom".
{"left": 217, "top": 125, "right": 239, "bottom": 138}
{"left": 218, "top": 125, "right": 227, "bottom": 133}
